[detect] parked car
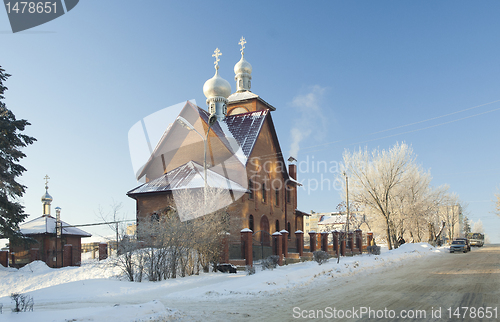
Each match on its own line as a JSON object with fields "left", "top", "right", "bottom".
{"left": 454, "top": 237, "right": 471, "bottom": 251}
{"left": 450, "top": 239, "right": 468, "bottom": 253}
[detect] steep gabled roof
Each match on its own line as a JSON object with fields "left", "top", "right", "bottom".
{"left": 19, "top": 216, "right": 92, "bottom": 237}
{"left": 127, "top": 160, "right": 248, "bottom": 196}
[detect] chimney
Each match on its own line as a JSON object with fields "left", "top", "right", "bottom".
{"left": 289, "top": 164, "right": 297, "bottom": 180}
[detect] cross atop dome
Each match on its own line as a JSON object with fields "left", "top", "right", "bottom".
{"left": 44, "top": 174, "right": 50, "bottom": 189}
{"left": 234, "top": 37, "right": 252, "bottom": 92}
{"left": 239, "top": 37, "right": 246, "bottom": 56}
{"left": 212, "top": 48, "right": 222, "bottom": 70}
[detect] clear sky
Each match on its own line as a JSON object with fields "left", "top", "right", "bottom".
{"left": 1, "top": 0, "right": 499, "bottom": 244}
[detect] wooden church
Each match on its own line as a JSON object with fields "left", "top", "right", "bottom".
{"left": 127, "top": 38, "right": 307, "bottom": 260}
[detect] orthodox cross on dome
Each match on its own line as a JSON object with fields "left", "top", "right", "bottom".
{"left": 212, "top": 48, "right": 222, "bottom": 70}
{"left": 44, "top": 174, "right": 50, "bottom": 189}
{"left": 238, "top": 36, "right": 246, "bottom": 56}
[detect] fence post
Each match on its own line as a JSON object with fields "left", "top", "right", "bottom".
{"left": 240, "top": 228, "right": 253, "bottom": 267}
{"left": 348, "top": 232, "right": 354, "bottom": 253}
{"left": 308, "top": 231, "right": 317, "bottom": 253}
{"left": 295, "top": 230, "right": 304, "bottom": 256}
{"left": 272, "top": 232, "right": 283, "bottom": 266}
{"left": 355, "top": 229, "right": 362, "bottom": 253}
{"left": 321, "top": 232, "right": 329, "bottom": 252}
{"left": 280, "top": 229, "right": 289, "bottom": 258}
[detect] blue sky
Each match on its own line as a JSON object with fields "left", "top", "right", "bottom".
{"left": 1, "top": 1, "right": 499, "bottom": 244}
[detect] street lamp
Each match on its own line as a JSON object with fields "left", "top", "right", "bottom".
{"left": 176, "top": 115, "right": 217, "bottom": 212}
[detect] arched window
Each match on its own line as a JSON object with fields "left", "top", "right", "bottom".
{"left": 260, "top": 215, "right": 270, "bottom": 246}
{"left": 248, "top": 179, "right": 254, "bottom": 200}
{"left": 275, "top": 188, "right": 279, "bottom": 206}
{"left": 262, "top": 182, "right": 267, "bottom": 203}
{"left": 287, "top": 222, "right": 291, "bottom": 238}
{"left": 275, "top": 220, "right": 280, "bottom": 233}
{"left": 249, "top": 214, "right": 254, "bottom": 232}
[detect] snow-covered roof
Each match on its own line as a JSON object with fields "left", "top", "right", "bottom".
{"left": 227, "top": 91, "right": 276, "bottom": 111}
{"left": 318, "top": 214, "right": 347, "bottom": 225}
{"left": 19, "top": 216, "right": 92, "bottom": 237}
{"left": 128, "top": 160, "right": 248, "bottom": 195}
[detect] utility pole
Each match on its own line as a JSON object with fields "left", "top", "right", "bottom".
{"left": 345, "top": 174, "right": 350, "bottom": 234}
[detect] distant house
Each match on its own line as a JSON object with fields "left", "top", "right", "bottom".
{"left": 9, "top": 181, "right": 91, "bottom": 268}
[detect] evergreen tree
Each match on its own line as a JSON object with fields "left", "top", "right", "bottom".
{"left": 462, "top": 216, "right": 471, "bottom": 235}
{"left": 0, "top": 66, "right": 36, "bottom": 241}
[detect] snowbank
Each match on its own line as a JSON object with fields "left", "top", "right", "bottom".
{"left": 0, "top": 242, "right": 445, "bottom": 321}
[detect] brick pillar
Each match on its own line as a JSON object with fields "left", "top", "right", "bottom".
{"left": 321, "top": 232, "right": 329, "bottom": 251}
{"left": 272, "top": 232, "right": 283, "bottom": 266}
{"left": 219, "top": 233, "right": 230, "bottom": 264}
{"left": 348, "top": 232, "right": 354, "bottom": 253}
{"left": 63, "top": 245, "right": 73, "bottom": 267}
{"left": 98, "top": 243, "right": 108, "bottom": 260}
{"left": 340, "top": 233, "right": 346, "bottom": 256}
{"left": 367, "top": 232, "right": 374, "bottom": 248}
{"left": 308, "top": 231, "right": 317, "bottom": 253}
{"left": 355, "top": 229, "right": 362, "bottom": 252}
{"left": 240, "top": 228, "right": 253, "bottom": 267}
{"left": 30, "top": 248, "right": 39, "bottom": 262}
{"left": 332, "top": 231, "right": 339, "bottom": 257}
{"left": 0, "top": 251, "right": 8, "bottom": 267}
{"left": 295, "top": 230, "right": 304, "bottom": 256}
{"left": 280, "top": 230, "right": 289, "bottom": 258}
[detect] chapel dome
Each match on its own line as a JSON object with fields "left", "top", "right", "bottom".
{"left": 41, "top": 191, "right": 53, "bottom": 202}
{"left": 203, "top": 69, "right": 231, "bottom": 99}
{"left": 234, "top": 56, "right": 252, "bottom": 76}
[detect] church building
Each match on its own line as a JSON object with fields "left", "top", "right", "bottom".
{"left": 127, "top": 38, "right": 307, "bottom": 260}
{"left": 9, "top": 177, "right": 91, "bottom": 268}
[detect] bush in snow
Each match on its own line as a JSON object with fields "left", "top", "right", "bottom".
{"left": 261, "top": 255, "right": 280, "bottom": 270}
{"left": 10, "top": 293, "right": 34, "bottom": 312}
{"left": 313, "top": 250, "right": 330, "bottom": 265}
{"left": 246, "top": 265, "right": 255, "bottom": 275}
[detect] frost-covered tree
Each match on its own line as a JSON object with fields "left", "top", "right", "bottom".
{"left": 0, "top": 66, "right": 36, "bottom": 241}
{"left": 342, "top": 142, "right": 415, "bottom": 250}
{"left": 471, "top": 219, "right": 484, "bottom": 234}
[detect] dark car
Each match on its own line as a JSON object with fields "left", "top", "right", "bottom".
{"left": 450, "top": 239, "right": 468, "bottom": 253}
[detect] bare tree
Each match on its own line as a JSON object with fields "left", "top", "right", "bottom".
{"left": 96, "top": 201, "right": 124, "bottom": 255}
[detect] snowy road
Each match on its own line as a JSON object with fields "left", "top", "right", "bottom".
{"left": 173, "top": 245, "right": 500, "bottom": 321}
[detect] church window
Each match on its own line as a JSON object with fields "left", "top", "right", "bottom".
{"left": 286, "top": 188, "right": 291, "bottom": 204}
{"left": 275, "top": 188, "right": 279, "bottom": 206}
{"left": 287, "top": 222, "right": 291, "bottom": 238}
{"left": 248, "top": 179, "right": 254, "bottom": 200}
{"left": 260, "top": 216, "right": 270, "bottom": 245}
{"left": 262, "top": 183, "right": 266, "bottom": 203}
{"left": 249, "top": 215, "right": 254, "bottom": 232}
{"left": 275, "top": 220, "right": 280, "bottom": 232}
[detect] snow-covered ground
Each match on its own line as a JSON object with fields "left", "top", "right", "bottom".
{"left": 0, "top": 243, "right": 447, "bottom": 321}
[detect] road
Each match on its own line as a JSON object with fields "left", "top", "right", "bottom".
{"left": 171, "top": 245, "right": 500, "bottom": 321}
